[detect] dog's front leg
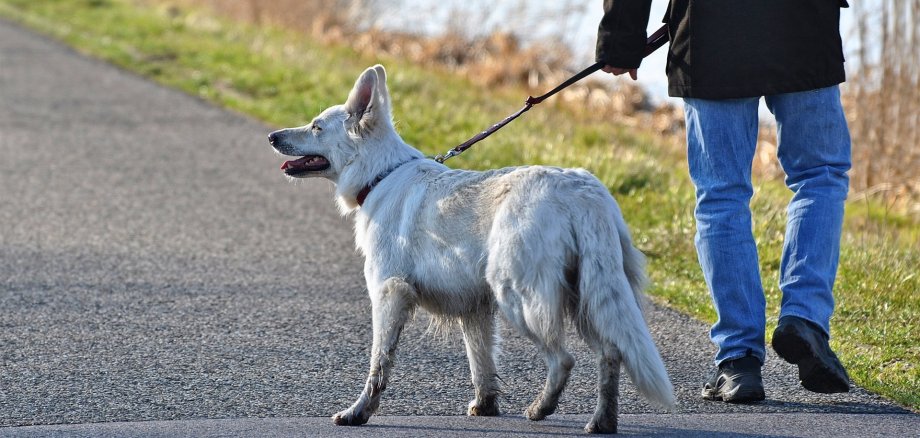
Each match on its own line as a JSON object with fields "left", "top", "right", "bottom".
{"left": 333, "top": 277, "right": 416, "bottom": 426}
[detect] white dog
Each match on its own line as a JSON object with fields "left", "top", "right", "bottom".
{"left": 268, "top": 65, "right": 675, "bottom": 434}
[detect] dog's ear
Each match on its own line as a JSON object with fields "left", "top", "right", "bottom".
{"left": 345, "top": 67, "right": 378, "bottom": 121}
{"left": 345, "top": 66, "right": 391, "bottom": 136}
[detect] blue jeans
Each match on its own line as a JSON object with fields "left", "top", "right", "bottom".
{"left": 684, "top": 85, "right": 851, "bottom": 366}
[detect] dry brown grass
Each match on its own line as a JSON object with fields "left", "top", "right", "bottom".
{"left": 152, "top": 0, "right": 917, "bottom": 215}
{"left": 844, "top": 0, "right": 920, "bottom": 215}
{"left": 158, "top": 0, "right": 574, "bottom": 86}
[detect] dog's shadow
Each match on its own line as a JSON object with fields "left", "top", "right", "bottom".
{"left": 362, "top": 414, "right": 791, "bottom": 437}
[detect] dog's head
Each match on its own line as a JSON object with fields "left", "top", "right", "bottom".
{"left": 268, "top": 64, "right": 395, "bottom": 183}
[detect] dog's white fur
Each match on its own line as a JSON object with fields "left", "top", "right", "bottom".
{"left": 269, "top": 65, "right": 675, "bottom": 434}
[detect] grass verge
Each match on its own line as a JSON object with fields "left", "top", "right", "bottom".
{"left": 1, "top": 0, "right": 917, "bottom": 411}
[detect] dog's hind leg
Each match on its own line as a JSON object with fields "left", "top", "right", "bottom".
{"left": 492, "top": 283, "right": 574, "bottom": 422}
{"left": 576, "top": 321, "right": 623, "bottom": 434}
{"left": 460, "top": 309, "right": 500, "bottom": 416}
{"left": 486, "top": 203, "right": 575, "bottom": 422}
{"left": 524, "top": 341, "right": 575, "bottom": 421}
{"left": 586, "top": 347, "right": 622, "bottom": 434}
{"left": 332, "top": 277, "right": 416, "bottom": 426}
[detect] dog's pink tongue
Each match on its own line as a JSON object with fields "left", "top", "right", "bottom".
{"left": 281, "top": 156, "right": 311, "bottom": 170}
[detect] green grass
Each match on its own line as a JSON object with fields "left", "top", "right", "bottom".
{"left": 2, "top": 0, "right": 917, "bottom": 411}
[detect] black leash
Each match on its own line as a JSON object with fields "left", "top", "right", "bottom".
{"left": 434, "top": 24, "right": 670, "bottom": 163}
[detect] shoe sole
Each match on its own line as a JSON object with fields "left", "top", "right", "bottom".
{"left": 702, "top": 386, "right": 766, "bottom": 403}
{"left": 772, "top": 327, "right": 850, "bottom": 393}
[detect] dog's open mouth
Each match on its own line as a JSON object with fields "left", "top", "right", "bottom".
{"left": 281, "top": 155, "right": 330, "bottom": 176}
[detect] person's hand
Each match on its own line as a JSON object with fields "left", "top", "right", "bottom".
{"left": 601, "top": 65, "right": 638, "bottom": 80}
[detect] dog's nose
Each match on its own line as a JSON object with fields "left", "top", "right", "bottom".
{"left": 268, "top": 132, "right": 279, "bottom": 145}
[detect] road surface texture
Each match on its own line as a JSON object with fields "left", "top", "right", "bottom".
{"left": 1, "top": 18, "right": 916, "bottom": 437}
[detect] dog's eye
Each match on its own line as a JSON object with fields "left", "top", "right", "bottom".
{"left": 311, "top": 124, "right": 322, "bottom": 132}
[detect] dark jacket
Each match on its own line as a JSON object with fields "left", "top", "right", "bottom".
{"left": 596, "top": 0, "right": 849, "bottom": 99}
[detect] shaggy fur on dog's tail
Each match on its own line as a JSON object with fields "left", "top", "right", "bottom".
{"left": 575, "top": 199, "right": 676, "bottom": 411}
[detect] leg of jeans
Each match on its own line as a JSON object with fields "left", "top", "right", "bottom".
{"left": 684, "top": 97, "right": 766, "bottom": 365}
{"left": 765, "top": 86, "right": 851, "bottom": 337}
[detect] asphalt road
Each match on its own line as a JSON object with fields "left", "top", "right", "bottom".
{"left": 0, "top": 18, "right": 915, "bottom": 437}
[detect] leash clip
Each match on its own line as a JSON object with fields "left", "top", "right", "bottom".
{"left": 433, "top": 148, "right": 461, "bottom": 163}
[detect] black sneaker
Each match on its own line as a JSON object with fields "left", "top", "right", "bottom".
{"left": 701, "top": 355, "right": 766, "bottom": 403}
{"left": 772, "top": 316, "right": 850, "bottom": 393}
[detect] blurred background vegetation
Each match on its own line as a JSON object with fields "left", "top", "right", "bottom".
{"left": 0, "top": 0, "right": 916, "bottom": 411}
{"left": 163, "top": 0, "right": 920, "bottom": 217}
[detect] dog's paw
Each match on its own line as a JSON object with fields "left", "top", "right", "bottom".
{"left": 584, "top": 417, "right": 617, "bottom": 434}
{"left": 524, "top": 400, "right": 555, "bottom": 421}
{"left": 467, "top": 397, "right": 500, "bottom": 416}
{"left": 331, "top": 408, "right": 369, "bottom": 426}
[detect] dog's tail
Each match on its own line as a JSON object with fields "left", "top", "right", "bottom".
{"left": 575, "top": 198, "right": 676, "bottom": 411}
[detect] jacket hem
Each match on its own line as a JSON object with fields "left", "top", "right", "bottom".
{"left": 668, "top": 72, "right": 846, "bottom": 99}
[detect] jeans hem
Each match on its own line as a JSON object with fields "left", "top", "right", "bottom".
{"left": 778, "top": 312, "right": 831, "bottom": 338}
{"left": 715, "top": 351, "right": 765, "bottom": 367}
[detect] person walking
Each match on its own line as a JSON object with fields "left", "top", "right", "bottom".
{"left": 596, "top": 0, "right": 852, "bottom": 402}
